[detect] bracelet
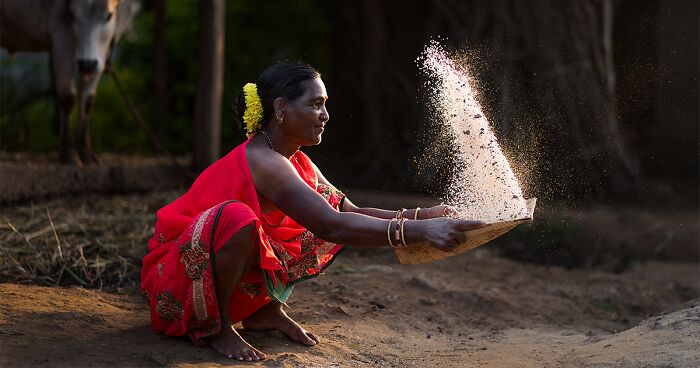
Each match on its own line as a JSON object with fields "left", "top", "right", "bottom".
{"left": 395, "top": 208, "right": 407, "bottom": 220}
{"left": 399, "top": 218, "right": 408, "bottom": 247}
{"left": 414, "top": 207, "right": 421, "bottom": 220}
{"left": 387, "top": 218, "right": 397, "bottom": 247}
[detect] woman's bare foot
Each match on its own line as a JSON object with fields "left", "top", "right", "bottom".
{"left": 204, "top": 323, "right": 266, "bottom": 361}
{"left": 242, "top": 302, "right": 319, "bottom": 346}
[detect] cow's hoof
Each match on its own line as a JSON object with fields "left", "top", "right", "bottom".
{"left": 59, "top": 150, "right": 83, "bottom": 166}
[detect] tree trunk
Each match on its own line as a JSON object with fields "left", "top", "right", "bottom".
{"left": 193, "top": 0, "right": 225, "bottom": 172}
{"left": 152, "top": 0, "right": 169, "bottom": 144}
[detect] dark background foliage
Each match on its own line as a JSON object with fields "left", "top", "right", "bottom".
{"left": 1, "top": 0, "right": 697, "bottom": 204}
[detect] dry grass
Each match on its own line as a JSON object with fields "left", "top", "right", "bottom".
{"left": 0, "top": 191, "right": 181, "bottom": 289}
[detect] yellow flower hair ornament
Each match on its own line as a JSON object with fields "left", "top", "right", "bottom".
{"left": 242, "top": 83, "right": 264, "bottom": 137}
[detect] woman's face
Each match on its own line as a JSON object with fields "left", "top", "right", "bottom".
{"left": 280, "top": 78, "right": 329, "bottom": 146}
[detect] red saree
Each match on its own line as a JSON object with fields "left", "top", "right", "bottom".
{"left": 140, "top": 139, "right": 345, "bottom": 345}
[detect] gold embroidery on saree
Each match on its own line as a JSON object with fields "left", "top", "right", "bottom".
{"left": 156, "top": 290, "right": 183, "bottom": 321}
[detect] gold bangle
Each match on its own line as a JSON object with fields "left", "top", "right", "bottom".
{"left": 387, "top": 218, "right": 396, "bottom": 247}
{"left": 399, "top": 218, "right": 408, "bottom": 247}
{"left": 414, "top": 207, "right": 421, "bottom": 220}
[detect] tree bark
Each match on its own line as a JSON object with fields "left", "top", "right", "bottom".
{"left": 193, "top": 0, "right": 225, "bottom": 172}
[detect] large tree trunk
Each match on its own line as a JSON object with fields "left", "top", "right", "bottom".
{"left": 193, "top": 0, "right": 225, "bottom": 172}
{"left": 152, "top": 0, "right": 169, "bottom": 144}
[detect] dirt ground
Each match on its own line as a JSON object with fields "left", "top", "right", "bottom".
{"left": 1, "top": 190, "right": 699, "bottom": 367}
{"left": 0, "top": 254, "right": 698, "bottom": 367}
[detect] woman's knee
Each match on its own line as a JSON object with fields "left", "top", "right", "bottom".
{"left": 213, "top": 201, "right": 259, "bottom": 251}
{"left": 217, "top": 202, "right": 256, "bottom": 227}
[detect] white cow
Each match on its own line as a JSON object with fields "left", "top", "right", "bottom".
{"left": 1, "top": 0, "right": 135, "bottom": 164}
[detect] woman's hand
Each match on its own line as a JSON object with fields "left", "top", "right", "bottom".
{"left": 410, "top": 218, "right": 486, "bottom": 252}
{"left": 418, "top": 204, "right": 459, "bottom": 219}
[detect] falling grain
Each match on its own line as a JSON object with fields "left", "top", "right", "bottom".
{"left": 419, "top": 42, "right": 529, "bottom": 223}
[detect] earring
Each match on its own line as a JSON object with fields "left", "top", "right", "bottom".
{"left": 277, "top": 113, "right": 284, "bottom": 124}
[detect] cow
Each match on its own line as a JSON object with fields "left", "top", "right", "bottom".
{"left": 0, "top": 0, "right": 135, "bottom": 165}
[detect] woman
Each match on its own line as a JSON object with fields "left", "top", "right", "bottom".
{"left": 141, "top": 62, "right": 484, "bottom": 362}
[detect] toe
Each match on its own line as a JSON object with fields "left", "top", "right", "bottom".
{"left": 246, "top": 349, "right": 260, "bottom": 361}
{"left": 307, "top": 332, "right": 321, "bottom": 344}
{"left": 241, "top": 351, "right": 253, "bottom": 362}
{"left": 299, "top": 330, "right": 317, "bottom": 346}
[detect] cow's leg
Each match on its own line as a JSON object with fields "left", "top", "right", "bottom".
{"left": 50, "top": 49, "right": 79, "bottom": 165}
{"left": 77, "top": 74, "right": 100, "bottom": 165}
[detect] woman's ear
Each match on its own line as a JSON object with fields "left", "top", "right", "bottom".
{"left": 273, "top": 97, "right": 288, "bottom": 124}
{"left": 273, "top": 97, "right": 287, "bottom": 118}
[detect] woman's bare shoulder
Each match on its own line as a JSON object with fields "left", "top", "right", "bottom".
{"left": 244, "top": 140, "right": 266, "bottom": 164}
{"left": 245, "top": 141, "right": 296, "bottom": 179}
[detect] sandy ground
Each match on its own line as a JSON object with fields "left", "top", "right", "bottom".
{"left": 1, "top": 247, "right": 698, "bottom": 367}
{"left": 1, "top": 185, "right": 698, "bottom": 367}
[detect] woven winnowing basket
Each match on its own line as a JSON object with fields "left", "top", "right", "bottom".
{"left": 394, "top": 198, "right": 536, "bottom": 265}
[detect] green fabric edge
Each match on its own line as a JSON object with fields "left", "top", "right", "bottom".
{"left": 263, "top": 245, "right": 347, "bottom": 304}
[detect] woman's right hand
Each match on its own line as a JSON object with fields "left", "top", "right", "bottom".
{"left": 412, "top": 218, "right": 486, "bottom": 252}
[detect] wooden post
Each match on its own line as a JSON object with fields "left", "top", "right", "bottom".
{"left": 193, "top": 0, "right": 225, "bottom": 172}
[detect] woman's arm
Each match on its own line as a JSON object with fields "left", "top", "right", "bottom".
{"left": 249, "top": 150, "right": 481, "bottom": 250}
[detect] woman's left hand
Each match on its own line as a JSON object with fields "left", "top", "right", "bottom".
{"left": 417, "top": 205, "right": 459, "bottom": 219}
